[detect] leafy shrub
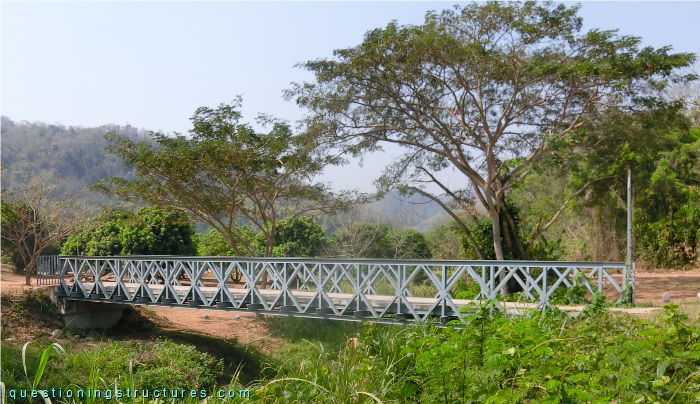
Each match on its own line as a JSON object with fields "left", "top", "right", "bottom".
{"left": 258, "top": 305, "right": 700, "bottom": 403}
{"left": 260, "top": 216, "right": 325, "bottom": 257}
{"left": 61, "top": 207, "right": 195, "bottom": 256}
{"left": 194, "top": 226, "right": 256, "bottom": 256}
{"left": 195, "top": 228, "right": 235, "bottom": 256}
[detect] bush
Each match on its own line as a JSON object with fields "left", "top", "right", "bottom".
{"left": 260, "top": 216, "right": 325, "bottom": 257}
{"left": 256, "top": 305, "right": 700, "bottom": 403}
{"left": 61, "top": 207, "right": 195, "bottom": 256}
{"left": 325, "top": 221, "right": 433, "bottom": 259}
{"left": 194, "top": 226, "right": 257, "bottom": 256}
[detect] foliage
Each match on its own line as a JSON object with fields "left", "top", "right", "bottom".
{"left": 424, "top": 221, "right": 463, "bottom": 259}
{"left": 387, "top": 228, "right": 432, "bottom": 259}
{"left": 61, "top": 206, "right": 195, "bottom": 256}
{"left": 194, "top": 216, "right": 325, "bottom": 257}
{"left": 292, "top": 1, "right": 695, "bottom": 263}
{"left": 195, "top": 227, "right": 256, "bottom": 256}
{"left": 324, "top": 221, "right": 432, "bottom": 259}
{"left": 524, "top": 103, "right": 700, "bottom": 266}
{"left": 458, "top": 202, "right": 562, "bottom": 261}
{"left": 1, "top": 181, "right": 85, "bottom": 284}
{"left": 634, "top": 127, "right": 700, "bottom": 267}
{"left": 119, "top": 207, "right": 196, "bottom": 255}
{"left": 257, "top": 305, "right": 700, "bottom": 403}
{"left": 60, "top": 209, "right": 127, "bottom": 256}
{"left": 324, "top": 222, "right": 391, "bottom": 258}
{"left": 94, "top": 99, "right": 342, "bottom": 260}
{"left": 260, "top": 216, "right": 325, "bottom": 257}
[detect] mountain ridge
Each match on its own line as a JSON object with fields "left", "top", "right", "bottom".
{"left": 0, "top": 116, "right": 447, "bottom": 230}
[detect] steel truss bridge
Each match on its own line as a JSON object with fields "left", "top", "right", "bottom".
{"left": 38, "top": 256, "right": 633, "bottom": 324}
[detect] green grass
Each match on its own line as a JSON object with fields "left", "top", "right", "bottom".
{"left": 263, "top": 316, "right": 361, "bottom": 347}
{"left": 3, "top": 295, "right": 699, "bottom": 403}
{"left": 2, "top": 339, "right": 231, "bottom": 402}
{"left": 256, "top": 303, "right": 700, "bottom": 403}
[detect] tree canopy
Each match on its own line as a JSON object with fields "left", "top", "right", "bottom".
{"left": 1, "top": 181, "right": 85, "bottom": 284}
{"left": 94, "top": 99, "right": 342, "bottom": 260}
{"left": 291, "top": 1, "right": 696, "bottom": 265}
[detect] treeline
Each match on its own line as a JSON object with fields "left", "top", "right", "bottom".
{"left": 58, "top": 207, "right": 432, "bottom": 259}
{"left": 0, "top": 117, "right": 447, "bottom": 230}
{"left": 3, "top": 114, "right": 698, "bottom": 269}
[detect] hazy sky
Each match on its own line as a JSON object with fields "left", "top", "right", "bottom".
{"left": 2, "top": 1, "right": 699, "bottom": 191}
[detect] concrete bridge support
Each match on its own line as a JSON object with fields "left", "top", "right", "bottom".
{"left": 57, "top": 298, "right": 126, "bottom": 330}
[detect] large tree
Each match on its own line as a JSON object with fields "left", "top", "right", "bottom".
{"left": 291, "top": 2, "right": 695, "bottom": 269}
{"left": 1, "top": 182, "right": 85, "bottom": 285}
{"left": 94, "top": 99, "right": 341, "bottom": 286}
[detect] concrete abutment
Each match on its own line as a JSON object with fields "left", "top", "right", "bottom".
{"left": 51, "top": 289, "right": 126, "bottom": 329}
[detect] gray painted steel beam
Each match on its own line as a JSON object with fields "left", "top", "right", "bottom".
{"left": 38, "top": 255, "right": 629, "bottom": 323}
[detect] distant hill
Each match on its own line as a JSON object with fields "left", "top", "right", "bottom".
{"left": 0, "top": 116, "right": 145, "bottom": 207}
{"left": 1, "top": 116, "right": 449, "bottom": 230}
{"left": 363, "top": 190, "right": 448, "bottom": 231}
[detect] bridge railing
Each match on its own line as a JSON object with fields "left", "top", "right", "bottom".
{"left": 36, "top": 255, "right": 61, "bottom": 285}
{"left": 42, "top": 255, "right": 630, "bottom": 322}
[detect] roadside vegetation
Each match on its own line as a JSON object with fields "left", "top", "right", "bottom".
{"left": 2, "top": 289, "right": 698, "bottom": 403}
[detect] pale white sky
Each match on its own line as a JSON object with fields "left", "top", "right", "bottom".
{"left": 2, "top": 1, "right": 699, "bottom": 192}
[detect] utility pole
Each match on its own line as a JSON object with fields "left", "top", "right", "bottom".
{"left": 625, "top": 168, "right": 634, "bottom": 303}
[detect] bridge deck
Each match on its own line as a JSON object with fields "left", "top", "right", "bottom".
{"left": 39, "top": 255, "right": 633, "bottom": 323}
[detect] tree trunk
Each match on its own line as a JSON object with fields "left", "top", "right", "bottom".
{"left": 24, "top": 257, "right": 36, "bottom": 286}
{"left": 489, "top": 205, "right": 510, "bottom": 296}
{"left": 490, "top": 196, "right": 526, "bottom": 296}
{"left": 260, "top": 238, "right": 274, "bottom": 290}
{"left": 503, "top": 209, "right": 528, "bottom": 259}
{"left": 491, "top": 211, "right": 505, "bottom": 261}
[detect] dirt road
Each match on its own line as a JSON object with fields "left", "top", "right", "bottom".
{"left": 632, "top": 268, "right": 700, "bottom": 301}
